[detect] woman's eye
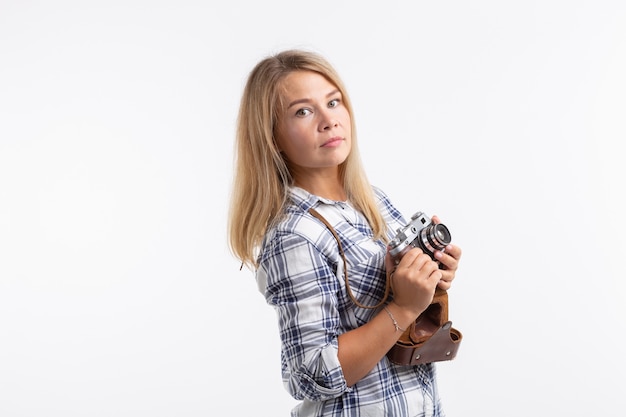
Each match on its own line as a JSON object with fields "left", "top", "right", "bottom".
{"left": 296, "top": 108, "right": 311, "bottom": 116}
{"left": 328, "top": 99, "right": 340, "bottom": 108}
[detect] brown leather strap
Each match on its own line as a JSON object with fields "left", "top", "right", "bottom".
{"left": 308, "top": 207, "right": 390, "bottom": 309}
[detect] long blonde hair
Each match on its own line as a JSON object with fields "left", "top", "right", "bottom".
{"left": 228, "top": 49, "right": 387, "bottom": 269}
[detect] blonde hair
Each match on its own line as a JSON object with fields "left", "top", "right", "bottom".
{"left": 228, "top": 49, "right": 387, "bottom": 269}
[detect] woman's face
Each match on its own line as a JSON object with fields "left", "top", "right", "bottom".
{"left": 275, "top": 70, "right": 351, "bottom": 179}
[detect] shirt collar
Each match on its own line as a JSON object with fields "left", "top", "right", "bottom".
{"left": 288, "top": 186, "right": 347, "bottom": 212}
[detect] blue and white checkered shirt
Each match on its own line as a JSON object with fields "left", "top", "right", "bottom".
{"left": 256, "top": 186, "right": 445, "bottom": 417}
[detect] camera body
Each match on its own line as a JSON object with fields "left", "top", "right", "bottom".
{"left": 389, "top": 211, "right": 451, "bottom": 261}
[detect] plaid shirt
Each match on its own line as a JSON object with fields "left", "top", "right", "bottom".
{"left": 256, "top": 186, "right": 445, "bottom": 417}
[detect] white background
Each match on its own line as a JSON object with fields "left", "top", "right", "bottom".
{"left": 1, "top": 1, "right": 625, "bottom": 416}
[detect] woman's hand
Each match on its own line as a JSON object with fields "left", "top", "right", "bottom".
{"left": 431, "top": 215, "right": 462, "bottom": 291}
{"left": 385, "top": 247, "right": 441, "bottom": 319}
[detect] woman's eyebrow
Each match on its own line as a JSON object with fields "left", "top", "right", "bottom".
{"left": 287, "top": 89, "right": 340, "bottom": 109}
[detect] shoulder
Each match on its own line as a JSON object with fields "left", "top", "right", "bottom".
{"left": 279, "top": 205, "right": 330, "bottom": 243}
{"left": 271, "top": 187, "right": 330, "bottom": 243}
{"left": 258, "top": 201, "right": 336, "bottom": 264}
{"left": 255, "top": 202, "right": 342, "bottom": 293}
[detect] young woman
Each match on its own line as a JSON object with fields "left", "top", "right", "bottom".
{"left": 228, "top": 49, "right": 462, "bottom": 416}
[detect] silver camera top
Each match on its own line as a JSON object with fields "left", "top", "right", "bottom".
{"left": 388, "top": 211, "right": 451, "bottom": 261}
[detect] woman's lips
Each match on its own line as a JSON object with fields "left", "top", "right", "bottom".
{"left": 321, "top": 137, "right": 343, "bottom": 147}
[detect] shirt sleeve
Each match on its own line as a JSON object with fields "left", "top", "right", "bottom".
{"left": 256, "top": 227, "right": 350, "bottom": 402}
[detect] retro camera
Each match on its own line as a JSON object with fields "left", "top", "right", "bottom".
{"left": 389, "top": 212, "right": 451, "bottom": 262}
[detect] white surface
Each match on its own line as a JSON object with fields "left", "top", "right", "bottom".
{"left": 1, "top": 1, "right": 624, "bottom": 415}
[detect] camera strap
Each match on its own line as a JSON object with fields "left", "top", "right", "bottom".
{"left": 308, "top": 207, "right": 390, "bottom": 309}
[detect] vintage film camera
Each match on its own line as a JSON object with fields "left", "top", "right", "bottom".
{"left": 388, "top": 211, "right": 451, "bottom": 262}
{"left": 385, "top": 211, "right": 462, "bottom": 365}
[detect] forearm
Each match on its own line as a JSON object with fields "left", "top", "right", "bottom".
{"left": 337, "top": 302, "right": 415, "bottom": 387}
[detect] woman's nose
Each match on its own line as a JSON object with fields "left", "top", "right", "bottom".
{"left": 318, "top": 111, "right": 338, "bottom": 131}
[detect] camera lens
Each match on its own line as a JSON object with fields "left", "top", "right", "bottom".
{"left": 434, "top": 225, "right": 451, "bottom": 245}
{"left": 418, "top": 223, "right": 451, "bottom": 257}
